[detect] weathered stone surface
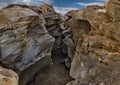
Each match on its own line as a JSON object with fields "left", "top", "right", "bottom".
{"left": 66, "top": 5, "right": 106, "bottom": 37}
{"left": 65, "top": 0, "right": 120, "bottom": 85}
{"left": 105, "top": 0, "right": 120, "bottom": 21}
{"left": 70, "top": 35, "right": 120, "bottom": 85}
{"left": 40, "top": 4, "right": 65, "bottom": 63}
{"left": 40, "top": 4, "right": 55, "bottom": 14}
{"left": 66, "top": 0, "right": 120, "bottom": 41}
{"left": 0, "top": 0, "right": 120, "bottom": 85}
{"left": 105, "top": 0, "right": 120, "bottom": 41}
{"left": 64, "top": 19, "right": 91, "bottom": 46}
{"left": 63, "top": 19, "right": 91, "bottom": 69}
{"left": 0, "top": 66, "right": 19, "bottom": 85}
{"left": 0, "top": 4, "right": 55, "bottom": 71}
{"left": 0, "top": 4, "right": 55, "bottom": 85}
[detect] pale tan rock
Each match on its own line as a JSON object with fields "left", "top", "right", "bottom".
{"left": 0, "top": 67, "right": 19, "bottom": 85}
{"left": 66, "top": 0, "right": 120, "bottom": 84}
{"left": 105, "top": 0, "right": 120, "bottom": 21}
{"left": 40, "top": 4, "right": 55, "bottom": 14}
{"left": 64, "top": 19, "right": 91, "bottom": 46}
{"left": 66, "top": 0, "right": 120, "bottom": 41}
{"left": 69, "top": 35, "right": 120, "bottom": 85}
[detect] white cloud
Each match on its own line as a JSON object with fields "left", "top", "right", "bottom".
{"left": 39, "top": 0, "right": 53, "bottom": 4}
{"left": 22, "top": 0, "right": 32, "bottom": 2}
{"left": 54, "top": 6, "right": 78, "bottom": 15}
{"left": 76, "top": 2, "right": 105, "bottom": 7}
{"left": 97, "top": 0, "right": 107, "bottom": 2}
{"left": 0, "top": 0, "right": 53, "bottom": 8}
{"left": 20, "top": 0, "right": 53, "bottom": 5}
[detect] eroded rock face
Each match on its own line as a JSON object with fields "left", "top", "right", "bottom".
{"left": 105, "top": 0, "right": 120, "bottom": 41}
{"left": 0, "top": 0, "right": 120, "bottom": 85}
{"left": 0, "top": 4, "right": 55, "bottom": 85}
{"left": 64, "top": 19, "right": 91, "bottom": 46}
{"left": 65, "top": 0, "right": 120, "bottom": 85}
{"left": 70, "top": 35, "right": 120, "bottom": 84}
{"left": 0, "top": 67, "right": 19, "bottom": 85}
{"left": 41, "top": 4, "right": 64, "bottom": 63}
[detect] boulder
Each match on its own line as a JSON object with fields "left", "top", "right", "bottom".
{"left": 0, "top": 4, "right": 55, "bottom": 85}
{"left": 0, "top": 67, "right": 19, "bottom": 85}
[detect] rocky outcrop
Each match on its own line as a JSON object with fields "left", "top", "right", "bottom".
{"left": 0, "top": 66, "right": 19, "bottom": 85}
{"left": 30, "top": 4, "right": 72, "bottom": 85}
{"left": 0, "top": 4, "right": 55, "bottom": 85}
{"left": 0, "top": 4, "right": 72, "bottom": 85}
{"left": 65, "top": 0, "right": 120, "bottom": 85}
{"left": 69, "top": 35, "right": 120, "bottom": 85}
{"left": 105, "top": 0, "right": 120, "bottom": 41}
{"left": 0, "top": 0, "right": 120, "bottom": 85}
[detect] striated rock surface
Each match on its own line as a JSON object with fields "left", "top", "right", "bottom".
{"left": 65, "top": 0, "right": 120, "bottom": 85}
{"left": 0, "top": 4, "right": 72, "bottom": 85}
{"left": 0, "top": 66, "right": 19, "bottom": 85}
{"left": 70, "top": 35, "right": 120, "bottom": 85}
{"left": 29, "top": 4, "right": 72, "bottom": 85}
{"left": 40, "top": 4, "right": 64, "bottom": 63}
{"left": 0, "top": 0, "right": 120, "bottom": 85}
{"left": 0, "top": 4, "right": 55, "bottom": 85}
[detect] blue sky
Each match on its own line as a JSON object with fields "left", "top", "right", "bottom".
{"left": 0, "top": 0, "right": 107, "bottom": 15}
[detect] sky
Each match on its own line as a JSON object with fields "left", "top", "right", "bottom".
{"left": 0, "top": 0, "right": 107, "bottom": 15}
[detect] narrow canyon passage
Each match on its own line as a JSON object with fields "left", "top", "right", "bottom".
{"left": 0, "top": 0, "right": 120, "bottom": 85}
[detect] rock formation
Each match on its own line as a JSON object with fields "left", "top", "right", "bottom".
{"left": 0, "top": 4, "right": 55, "bottom": 85}
{"left": 0, "top": 0, "right": 120, "bottom": 85}
{"left": 65, "top": 0, "right": 120, "bottom": 85}
{"left": 0, "top": 4, "right": 72, "bottom": 85}
{"left": 0, "top": 67, "right": 18, "bottom": 85}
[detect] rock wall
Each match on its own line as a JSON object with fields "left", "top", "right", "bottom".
{"left": 0, "top": 0, "right": 120, "bottom": 85}
{"left": 0, "top": 4, "right": 72, "bottom": 85}
{"left": 65, "top": 0, "right": 120, "bottom": 85}
{"left": 0, "top": 4, "right": 55, "bottom": 85}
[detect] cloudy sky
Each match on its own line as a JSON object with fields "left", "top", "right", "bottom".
{"left": 0, "top": 0, "right": 107, "bottom": 15}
